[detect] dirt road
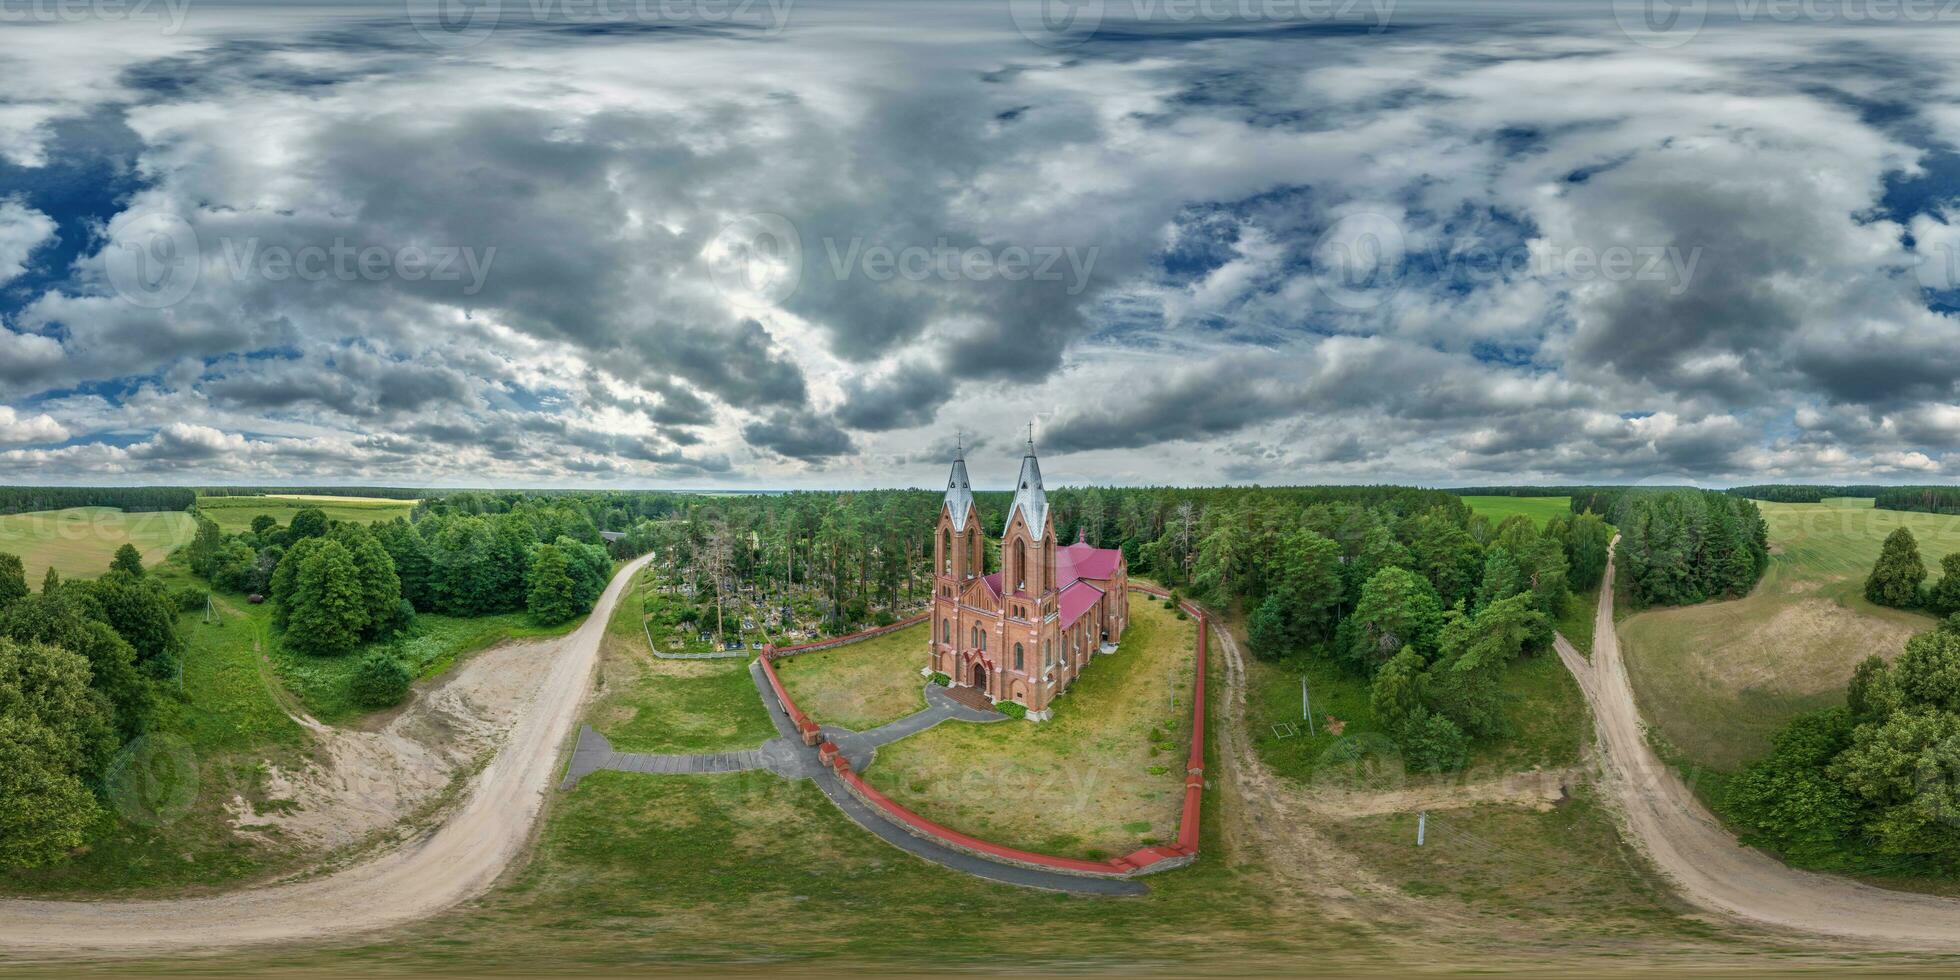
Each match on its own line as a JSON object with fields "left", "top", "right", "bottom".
{"left": 0, "top": 555, "right": 654, "bottom": 956}
{"left": 1562, "top": 540, "right": 1960, "bottom": 948}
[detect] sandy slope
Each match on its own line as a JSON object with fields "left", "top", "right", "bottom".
{"left": 1561, "top": 540, "right": 1960, "bottom": 949}
{"left": 0, "top": 554, "right": 653, "bottom": 956}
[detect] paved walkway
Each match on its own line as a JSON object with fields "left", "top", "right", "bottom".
{"left": 561, "top": 661, "right": 1142, "bottom": 894}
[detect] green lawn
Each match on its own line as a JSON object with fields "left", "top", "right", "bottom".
{"left": 589, "top": 569, "right": 776, "bottom": 755}
{"left": 196, "top": 494, "right": 416, "bottom": 533}
{"left": 1321, "top": 787, "right": 1703, "bottom": 939}
{"left": 774, "top": 623, "right": 928, "bottom": 732}
{"left": 0, "top": 507, "right": 195, "bottom": 583}
{"left": 860, "top": 600, "right": 1197, "bottom": 858}
{"left": 1622, "top": 498, "right": 1958, "bottom": 774}
{"left": 1461, "top": 495, "right": 1572, "bottom": 529}
{"left": 0, "top": 594, "right": 312, "bottom": 897}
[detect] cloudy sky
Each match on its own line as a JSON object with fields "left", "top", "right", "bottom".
{"left": 2, "top": 0, "right": 1959, "bottom": 489}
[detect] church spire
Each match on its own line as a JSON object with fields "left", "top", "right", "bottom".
{"left": 1005, "top": 426, "right": 1048, "bottom": 541}
{"left": 942, "top": 434, "right": 974, "bottom": 532}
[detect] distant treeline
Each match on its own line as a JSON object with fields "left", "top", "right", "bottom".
{"left": 1723, "top": 485, "right": 1960, "bottom": 515}
{"left": 0, "top": 487, "right": 196, "bottom": 516}
{"left": 1725, "top": 485, "right": 1892, "bottom": 503}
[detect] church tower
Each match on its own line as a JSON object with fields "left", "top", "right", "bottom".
{"left": 1000, "top": 433, "right": 1057, "bottom": 604}
{"left": 936, "top": 438, "right": 979, "bottom": 583}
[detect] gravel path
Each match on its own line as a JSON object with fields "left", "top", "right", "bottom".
{"left": 0, "top": 555, "right": 656, "bottom": 957}
{"left": 1563, "top": 539, "right": 1960, "bottom": 949}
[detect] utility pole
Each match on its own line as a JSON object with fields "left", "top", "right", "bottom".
{"left": 1417, "top": 811, "right": 1427, "bottom": 847}
{"left": 1301, "top": 675, "right": 1312, "bottom": 731}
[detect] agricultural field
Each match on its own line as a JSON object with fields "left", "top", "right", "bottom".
{"left": 0, "top": 507, "right": 196, "bottom": 582}
{"left": 773, "top": 623, "right": 928, "bottom": 732}
{"left": 859, "top": 598, "right": 1197, "bottom": 859}
{"left": 588, "top": 569, "right": 776, "bottom": 755}
{"left": 1460, "top": 495, "right": 1572, "bottom": 529}
{"left": 195, "top": 494, "right": 416, "bottom": 533}
{"left": 1622, "top": 498, "right": 1960, "bottom": 774}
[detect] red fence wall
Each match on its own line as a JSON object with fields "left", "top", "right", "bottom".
{"left": 768, "top": 585, "right": 1209, "bottom": 879}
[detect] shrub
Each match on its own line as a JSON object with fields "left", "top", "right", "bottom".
{"left": 170, "top": 586, "right": 209, "bottom": 613}
{"left": 930, "top": 672, "right": 951, "bottom": 687}
{"left": 1399, "top": 710, "right": 1467, "bottom": 773}
{"left": 349, "top": 651, "right": 412, "bottom": 710}
{"left": 997, "top": 700, "right": 1028, "bottom": 719}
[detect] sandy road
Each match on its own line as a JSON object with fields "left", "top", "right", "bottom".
{"left": 1561, "top": 540, "right": 1960, "bottom": 948}
{"left": 0, "top": 554, "right": 654, "bottom": 957}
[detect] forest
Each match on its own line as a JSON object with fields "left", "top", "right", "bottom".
{"left": 1603, "top": 489, "right": 1769, "bottom": 607}
{"left": 0, "top": 487, "right": 196, "bottom": 517}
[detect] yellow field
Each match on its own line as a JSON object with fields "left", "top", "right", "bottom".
{"left": 0, "top": 507, "right": 196, "bottom": 582}
{"left": 861, "top": 599, "right": 1197, "bottom": 858}
{"left": 1622, "top": 498, "right": 1958, "bottom": 772}
{"left": 196, "top": 494, "right": 416, "bottom": 532}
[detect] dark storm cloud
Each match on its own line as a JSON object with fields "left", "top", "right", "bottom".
{"left": 742, "top": 410, "right": 856, "bottom": 462}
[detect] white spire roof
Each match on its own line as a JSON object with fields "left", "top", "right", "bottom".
{"left": 1005, "top": 431, "right": 1048, "bottom": 542}
{"left": 942, "top": 437, "right": 975, "bottom": 532}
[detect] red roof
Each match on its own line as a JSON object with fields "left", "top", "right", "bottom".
{"left": 1056, "top": 542, "right": 1122, "bottom": 584}
{"left": 1058, "top": 580, "right": 1104, "bottom": 629}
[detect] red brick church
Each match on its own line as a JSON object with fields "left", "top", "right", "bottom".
{"left": 929, "top": 437, "right": 1129, "bottom": 721}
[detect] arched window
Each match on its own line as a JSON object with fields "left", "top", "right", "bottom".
{"left": 1014, "top": 643, "right": 1024, "bottom": 671}
{"left": 941, "top": 529, "right": 951, "bottom": 575}
{"left": 942, "top": 619, "right": 950, "bottom": 644}
{"left": 980, "top": 631, "right": 987, "bottom": 652}
{"left": 1013, "top": 538, "right": 1028, "bottom": 592}
{"left": 1045, "top": 639, "right": 1052, "bottom": 665}
{"left": 970, "top": 624, "right": 978, "bottom": 648}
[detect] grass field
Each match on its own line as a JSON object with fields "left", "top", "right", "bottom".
{"left": 1622, "top": 498, "right": 1959, "bottom": 774}
{"left": 0, "top": 507, "right": 195, "bottom": 582}
{"left": 588, "top": 571, "right": 776, "bottom": 755}
{"left": 196, "top": 494, "right": 416, "bottom": 533}
{"left": 860, "top": 599, "right": 1196, "bottom": 858}
{"left": 1461, "top": 495, "right": 1572, "bottom": 528}
{"left": 0, "top": 594, "right": 312, "bottom": 897}
{"left": 774, "top": 623, "right": 928, "bottom": 732}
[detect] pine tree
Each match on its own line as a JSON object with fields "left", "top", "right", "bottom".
{"left": 41, "top": 567, "right": 59, "bottom": 595}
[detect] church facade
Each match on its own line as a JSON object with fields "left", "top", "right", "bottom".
{"left": 929, "top": 439, "right": 1129, "bottom": 721}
